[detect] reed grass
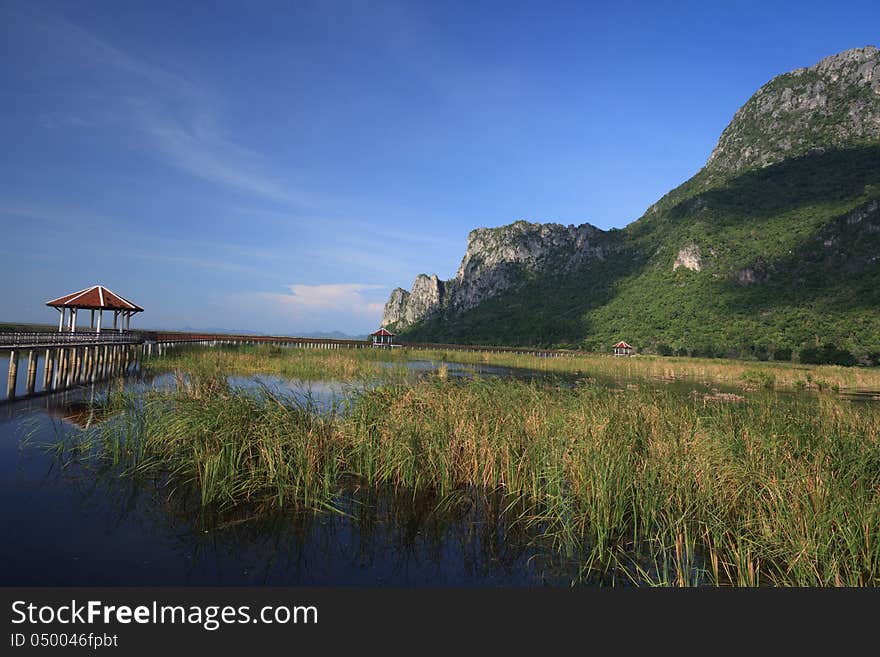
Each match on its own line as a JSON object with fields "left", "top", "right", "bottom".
{"left": 51, "top": 367, "right": 880, "bottom": 587}
{"left": 145, "top": 343, "right": 880, "bottom": 393}
{"left": 143, "top": 344, "right": 411, "bottom": 382}
{"left": 407, "top": 349, "right": 880, "bottom": 392}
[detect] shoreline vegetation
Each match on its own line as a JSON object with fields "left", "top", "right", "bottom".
{"left": 50, "top": 344, "right": 880, "bottom": 586}
{"left": 144, "top": 343, "right": 880, "bottom": 392}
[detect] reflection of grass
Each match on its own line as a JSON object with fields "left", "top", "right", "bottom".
{"left": 50, "top": 372, "right": 880, "bottom": 586}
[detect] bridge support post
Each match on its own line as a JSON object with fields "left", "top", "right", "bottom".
{"left": 66, "top": 348, "right": 75, "bottom": 386}
{"left": 25, "top": 350, "right": 37, "bottom": 396}
{"left": 73, "top": 348, "right": 83, "bottom": 385}
{"left": 43, "top": 348, "right": 54, "bottom": 391}
{"left": 62, "top": 348, "right": 72, "bottom": 388}
{"left": 71, "top": 347, "right": 81, "bottom": 386}
{"left": 58, "top": 348, "right": 67, "bottom": 388}
{"left": 86, "top": 347, "right": 95, "bottom": 383}
{"left": 7, "top": 350, "right": 18, "bottom": 400}
{"left": 55, "top": 349, "right": 64, "bottom": 390}
{"left": 82, "top": 347, "right": 91, "bottom": 383}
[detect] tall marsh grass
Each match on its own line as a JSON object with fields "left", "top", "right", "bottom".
{"left": 143, "top": 344, "right": 410, "bottom": 382}
{"left": 52, "top": 370, "right": 880, "bottom": 586}
{"left": 411, "top": 349, "right": 880, "bottom": 392}
{"left": 147, "top": 343, "right": 880, "bottom": 393}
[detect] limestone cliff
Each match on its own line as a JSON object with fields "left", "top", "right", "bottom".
{"left": 707, "top": 46, "right": 880, "bottom": 175}
{"left": 381, "top": 220, "right": 607, "bottom": 330}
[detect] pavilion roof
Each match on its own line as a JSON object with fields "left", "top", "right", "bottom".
{"left": 613, "top": 341, "right": 633, "bottom": 348}
{"left": 370, "top": 328, "right": 395, "bottom": 336}
{"left": 46, "top": 285, "right": 144, "bottom": 312}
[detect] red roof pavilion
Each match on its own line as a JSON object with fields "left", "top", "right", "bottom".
{"left": 46, "top": 285, "right": 144, "bottom": 333}
{"left": 613, "top": 341, "right": 634, "bottom": 356}
{"left": 369, "top": 327, "right": 395, "bottom": 346}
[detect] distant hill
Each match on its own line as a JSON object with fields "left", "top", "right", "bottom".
{"left": 382, "top": 46, "right": 880, "bottom": 363}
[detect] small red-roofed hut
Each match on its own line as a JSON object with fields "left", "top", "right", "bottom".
{"left": 370, "top": 327, "right": 395, "bottom": 347}
{"left": 46, "top": 285, "right": 144, "bottom": 333}
{"left": 613, "top": 341, "right": 634, "bottom": 357}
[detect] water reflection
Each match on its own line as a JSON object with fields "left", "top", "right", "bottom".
{"left": 17, "top": 443, "right": 586, "bottom": 586}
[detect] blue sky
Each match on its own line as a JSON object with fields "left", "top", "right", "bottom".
{"left": 2, "top": 0, "right": 878, "bottom": 334}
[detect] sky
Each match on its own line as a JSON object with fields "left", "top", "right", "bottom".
{"left": 2, "top": 0, "right": 878, "bottom": 335}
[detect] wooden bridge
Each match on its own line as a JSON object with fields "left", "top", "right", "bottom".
{"left": 1, "top": 331, "right": 145, "bottom": 401}
{"left": 2, "top": 329, "right": 578, "bottom": 402}
{"left": 145, "top": 332, "right": 575, "bottom": 354}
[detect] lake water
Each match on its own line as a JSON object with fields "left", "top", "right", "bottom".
{"left": 0, "top": 354, "right": 874, "bottom": 586}
{"left": 0, "top": 361, "right": 588, "bottom": 586}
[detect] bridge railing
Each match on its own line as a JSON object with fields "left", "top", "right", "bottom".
{"left": 140, "top": 332, "right": 578, "bottom": 357}
{"left": 0, "top": 331, "right": 144, "bottom": 348}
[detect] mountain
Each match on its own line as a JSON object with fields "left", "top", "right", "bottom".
{"left": 382, "top": 46, "right": 880, "bottom": 361}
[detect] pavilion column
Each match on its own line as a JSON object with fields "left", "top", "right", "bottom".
{"left": 97, "top": 309, "right": 103, "bottom": 333}
{"left": 90, "top": 309, "right": 95, "bottom": 330}
{"left": 114, "top": 311, "right": 119, "bottom": 332}
{"left": 58, "top": 308, "right": 65, "bottom": 332}
{"left": 69, "top": 308, "right": 77, "bottom": 333}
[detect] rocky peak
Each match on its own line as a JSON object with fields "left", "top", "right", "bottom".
{"left": 452, "top": 220, "right": 605, "bottom": 313}
{"left": 381, "top": 274, "right": 445, "bottom": 328}
{"left": 707, "top": 46, "right": 880, "bottom": 175}
{"left": 456, "top": 221, "right": 603, "bottom": 282}
{"left": 381, "top": 287, "right": 410, "bottom": 327}
{"left": 381, "top": 219, "right": 607, "bottom": 329}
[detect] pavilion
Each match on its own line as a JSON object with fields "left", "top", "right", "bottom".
{"left": 370, "top": 327, "right": 396, "bottom": 347}
{"left": 46, "top": 285, "right": 144, "bottom": 333}
{"left": 613, "top": 341, "right": 634, "bottom": 357}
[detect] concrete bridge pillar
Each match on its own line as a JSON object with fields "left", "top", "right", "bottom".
{"left": 43, "top": 348, "right": 53, "bottom": 390}
{"left": 73, "top": 348, "right": 83, "bottom": 384}
{"left": 25, "top": 350, "right": 37, "bottom": 396}
{"left": 55, "top": 349, "right": 65, "bottom": 389}
{"left": 7, "top": 350, "right": 18, "bottom": 400}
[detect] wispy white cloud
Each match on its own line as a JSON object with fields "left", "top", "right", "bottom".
{"left": 129, "top": 99, "right": 307, "bottom": 205}
{"left": 126, "top": 251, "right": 264, "bottom": 276}
{"left": 263, "top": 283, "right": 386, "bottom": 313}
{"left": 13, "top": 5, "right": 307, "bottom": 207}
{"left": 313, "top": 246, "right": 411, "bottom": 276}
{"left": 228, "top": 283, "right": 388, "bottom": 332}
{"left": 0, "top": 198, "right": 114, "bottom": 233}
